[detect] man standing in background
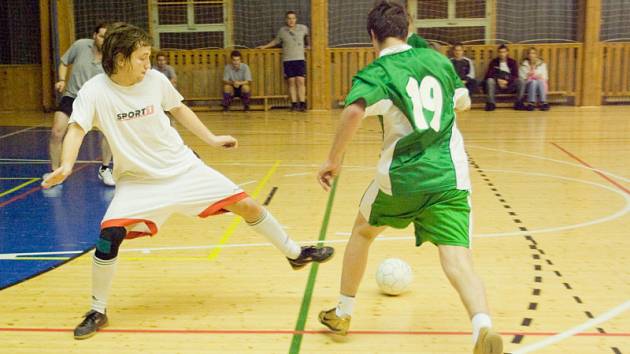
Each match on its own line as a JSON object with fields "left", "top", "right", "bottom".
{"left": 47, "top": 22, "right": 115, "bottom": 186}
{"left": 257, "top": 11, "right": 309, "bottom": 112}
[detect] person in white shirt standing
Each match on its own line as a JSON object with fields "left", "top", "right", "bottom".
{"left": 42, "top": 23, "right": 334, "bottom": 340}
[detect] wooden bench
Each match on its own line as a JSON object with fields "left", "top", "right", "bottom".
{"left": 331, "top": 44, "right": 581, "bottom": 107}
{"left": 470, "top": 90, "right": 569, "bottom": 108}
{"left": 185, "top": 95, "right": 291, "bottom": 111}
{"left": 336, "top": 91, "right": 569, "bottom": 110}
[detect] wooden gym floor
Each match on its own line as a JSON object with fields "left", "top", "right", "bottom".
{"left": 0, "top": 106, "right": 628, "bottom": 353}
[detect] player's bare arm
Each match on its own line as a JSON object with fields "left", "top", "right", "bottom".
{"left": 454, "top": 88, "right": 472, "bottom": 112}
{"left": 317, "top": 101, "right": 365, "bottom": 191}
{"left": 169, "top": 103, "right": 238, "bottom": 149}
{"left": 42, "top": 123, "right": 87, "bottom": 188}
{"left": 55, "top": 63, "right": 69, "bottom": 92}
{"left": 256, "top": 38, "right": 279, "bottom": 49}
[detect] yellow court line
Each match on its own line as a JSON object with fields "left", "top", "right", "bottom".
{"left": 0, "top": 178, "right": 40, "bottom": 198}
{"left": 123, "top": 256, "right": 209, "bottom": 262}
{"left": 0, "top": 177, "right": 41, "bottom": 180}
{"left": 207, "top": 160, "right": 281, "bottom": 260}
{"left": 6, "top": 162, "right": 281, "bottom": 263}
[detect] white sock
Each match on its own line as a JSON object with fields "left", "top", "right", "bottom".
{"left": 335, "top": 294, "right": 355, "bottom": 317}
{"left": 471, "top": 313, "right": 492, "bottom": 344}
{"left": 247, "top": 209, "right": 301, "bottom": 259}
{"left": 91, "top": 255, "right": 117, "bottom": 314}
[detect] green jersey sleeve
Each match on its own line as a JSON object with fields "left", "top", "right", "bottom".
{"left": 407, "top": 33, "right": 430, "bottom": 49}
{"left": 344, "top": 66, "right": 390, "bottom": 112}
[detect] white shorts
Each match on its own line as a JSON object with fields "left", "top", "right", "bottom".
{"left": 101, "top": 160, "right": 246, "bottom": 239}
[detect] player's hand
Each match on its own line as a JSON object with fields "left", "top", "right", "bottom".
{"left": 211, "top": 135, "right": 238, "bottom": 149}
{"left": 41, "top": 166, "right": 71, "bottom": 188}
{"left": 55, "top": 81, "right": 66, "bottom": 93}
{"left": 317, "top": 160, "right": 341, "bottom": 192}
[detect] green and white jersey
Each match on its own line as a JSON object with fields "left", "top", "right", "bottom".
{"left": 345, "top": 44, "right": 470, "bottom": 196}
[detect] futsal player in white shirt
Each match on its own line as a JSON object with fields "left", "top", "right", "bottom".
{"left": 42, "top": 23, "right": 334, "bottom": 340}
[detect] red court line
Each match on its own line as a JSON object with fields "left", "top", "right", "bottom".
{"left": 0, "top": 327, "right": 628, "bottom": 336}
{"left": 0, "top": 163, "right": 91, "bottom": 208}
{"left": 0, "top": 185, "right": 41, "bottom": 208}
{"left": 551, "top": 142, "right": 630, "bottom": 195}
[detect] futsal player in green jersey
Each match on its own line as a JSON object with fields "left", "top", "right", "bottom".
{"left": 317, "top": 2, "right": 502, "bottom": 353}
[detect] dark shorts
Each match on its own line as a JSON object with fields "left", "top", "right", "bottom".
{"left": 56, "top": 96, "right": 74, "bottom": 117}
{"left": 283, "top": 60, "right": 306, "bottom": 78}
{"left": 233, "top": 86, "right": 242, "bottom": 97}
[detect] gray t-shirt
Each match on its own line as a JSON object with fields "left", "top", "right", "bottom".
{"left": 223, "top": 63, "right": 252, "bottom": 82}
{"left": 275, "top": 24, "right": 308, "bottom": 62}
{"left": 155, "top": 64, "right": 177, "bottom": 81}
{"left": 60, "top": 38, "right": 104, "bottom": 98}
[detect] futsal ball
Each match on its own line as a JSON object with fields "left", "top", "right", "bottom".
{"left": 375, "top": 258, "right": 413, "bottom": 295}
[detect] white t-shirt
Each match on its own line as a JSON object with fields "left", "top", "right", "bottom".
{"left": 69, "top": 69, "right": 197, "bottom": 181}
{"left": 499, "top": 61, "right": 509, "bottom": 73}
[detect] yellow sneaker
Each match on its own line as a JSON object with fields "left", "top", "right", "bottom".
{"left": 473, "top": 327, "right": 503, "bottom": 354}
{"left": 318, "top": 307, "right": 351, "bottom": 336}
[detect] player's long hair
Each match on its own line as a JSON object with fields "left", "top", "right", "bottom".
{"left": 523, "top": 47, "right": 544, "bottom": 66}
{"left": 102, "top": 23, "right": 152, "bottom": 76}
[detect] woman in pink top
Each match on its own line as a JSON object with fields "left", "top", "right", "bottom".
{"left": 519, "top": 47, "right": 550, "bottom": 111}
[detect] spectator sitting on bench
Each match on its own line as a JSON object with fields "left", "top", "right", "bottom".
{"left": 450, "top": 43, "right": 477, "bottom": 95}
{"left": 154, "top": 51, "right": 177, "bottom": 87}
{"left": 519, "top": 47, "right": 550, "bottom": 111}
{"left": 222, "top": 50, "right": 252, "bottom": 112}
{"left": 483, "top": 44, "right": 524, "bottom": 111}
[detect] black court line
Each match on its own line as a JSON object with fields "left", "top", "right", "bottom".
{"left": 468, "top": 155, "right": 616, "bottom": 351}
{"left": 263, "top": 186, "right": 278, "bottom": 206}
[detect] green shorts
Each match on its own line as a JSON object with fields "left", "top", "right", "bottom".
{"left": 359, "top": 182, "right": 471, "bottom": 248}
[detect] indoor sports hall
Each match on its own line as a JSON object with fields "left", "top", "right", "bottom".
{"left": 0, "top": 1, "right": 628, "bottom": 353}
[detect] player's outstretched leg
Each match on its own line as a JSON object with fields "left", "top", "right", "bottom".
{"left": 319, "top": 213, "right": 386, "bottom": 335}
{"left": 439, "top": 245, "right": 503, "bottom": 354}
{"left": 224, "top": 197, "right": 334, "bottom": 269}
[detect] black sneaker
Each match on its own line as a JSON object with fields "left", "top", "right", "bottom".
{"left": 526, "top": 103, "right": 535, "bottom": 111}
{"left": 288, "top": 245, "right": 334, "bottom": 270}
{"left": 74, "top": 310, "right": 108, "bottom": 340}
{"left": 290, "top": 102, "right": 298, "bottom": 112}
{"left": 243, "top": 104, "right": 250, "bottom": 112}
{"left": 298, "top": 102, "right": 306, "bottom": 112}
{"left": 540, "top": 102, "right": 550, "bottom": 111}
{"left": 514, "top": 100, "right": 526, "bottom": 110}
{"left": 484, "top": 102, "right": 496, "bottom": 111}
{"left": 222, "top": 105, "right": 229, "bottom": 112}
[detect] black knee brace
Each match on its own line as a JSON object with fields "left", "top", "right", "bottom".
{"left": 95, "top": 227, "right": 126, "bottom": 260}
